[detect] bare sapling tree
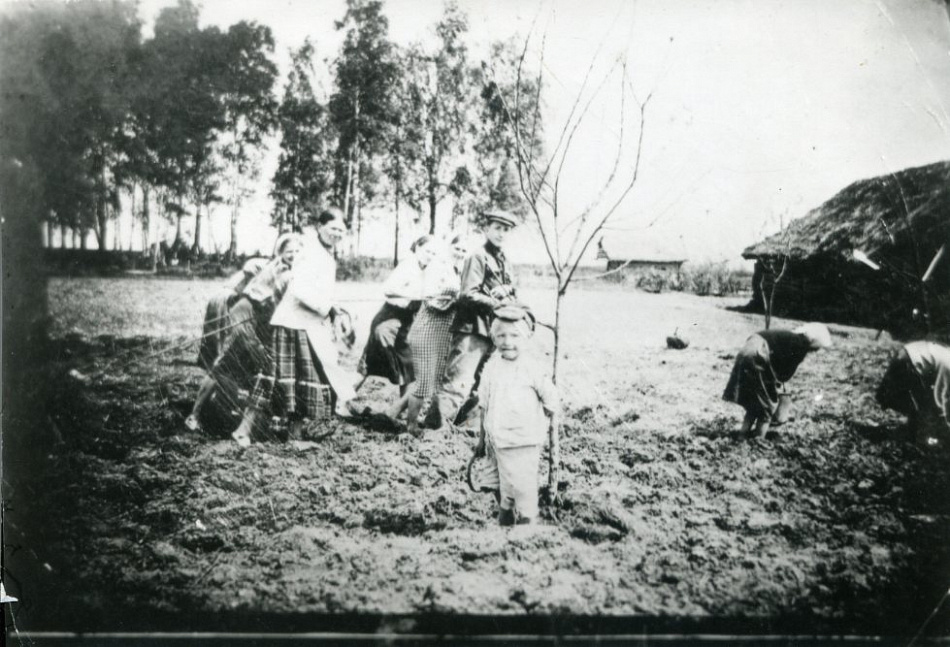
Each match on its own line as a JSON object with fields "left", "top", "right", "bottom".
{"left": 489, "top": 32, "right": 652, "bottom": 498}
{"left": 760, "top": 213, "right": 792, "bottom": 330}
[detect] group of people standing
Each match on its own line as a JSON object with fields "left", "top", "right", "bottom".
{"left": 189, "top": 207, "right": 556, "bottom": 524}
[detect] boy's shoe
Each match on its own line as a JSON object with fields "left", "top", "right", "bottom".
{"left": 184, "top": 414, "right": 201, "bottom": 432}
{"left": 498, "top": 508, "right": 516, "bottom": 526}
{"left": 232, "top": 428, "right": 251, "bottom": 447}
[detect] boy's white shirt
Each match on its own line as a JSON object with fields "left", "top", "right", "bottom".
{"left": 479, "top": 353, "right": 557, "bottom": 449}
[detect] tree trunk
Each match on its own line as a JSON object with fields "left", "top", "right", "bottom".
{"left": 228, "top": 203, "right": 239, "bottom": 260}
{"left": 142, "top": 185, "right": 151, "bottom": 253}
{"left": 46, "top": 221, "right": 54, "bottom": 248}
{"left": 60, "top": 223, "right": 66, "bottom": 249}
{"left": 80, "top": 228, "right": 88, "bottom": 250}
{"left": 547, "top": 288, "right": 563, "bottom": 497}
{"left": 393, "top": 190, "right": 400, "bottom": 267}
{"left": 428, "top": 188, "right": 437, "bottom": 235}
{"left": 353, "top": 159, "right": 362, "bottom": 257}
{"left": 127, "top": 186, "right": 135, "bottom": 252}
{"left": 112, "top": 202, "right": 120, "bottom": 251}
{"left": 174, "top": 212, "right": 183, "bottom": 247}
{"left": 94, "top": 194, "right": 107, "bottom": 251}
{"left": 192, "top": 204, "right": 203, "bottom": 256}
{"left": 343, "top": 96, "right": 361, "bottom": 227}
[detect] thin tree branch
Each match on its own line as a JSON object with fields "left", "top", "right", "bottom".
{"left": 561, "top": 91, "right": 651, "bottom": 291}
{"left": 562, "top": 57, "right": 629, "bottom": 263}
{"left": 487, "top": 58, "right": 560, "bottom": 274}
{"left": 552, "top": 57, "right": 621, "bottom": 227}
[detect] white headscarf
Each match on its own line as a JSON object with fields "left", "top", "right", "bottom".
{"left": 794, "top": 322, "right": 832, "bottom": 350}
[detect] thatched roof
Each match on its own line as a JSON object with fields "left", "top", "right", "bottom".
{"left": 743, "top": 160, "right": 950, "bottom": 260}
{"left": 597, "top": 234, "right": 687, "bottom": 263}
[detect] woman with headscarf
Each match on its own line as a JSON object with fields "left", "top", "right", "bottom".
{"left": 876, "top": 340, "right": 950, "bottom": 444}
{"left": 233, "top": 208, "right": 358, "bottom": 445}
{"left": 357, "top": 235, "right": 436, "bottom": 397}
{"left": 723, "top": 322, "right": 832, "bottom": 438}
{"left": 186, "top": 233, "right": 302, "bottom": 432}
{"left": 403, "top": 234, "right": 468, "bottom": 435}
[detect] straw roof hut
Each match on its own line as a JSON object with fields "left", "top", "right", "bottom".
{"left": 742, "top": 160, "right": 950, "bottom": 338}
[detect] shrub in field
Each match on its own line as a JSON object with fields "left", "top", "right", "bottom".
{"left": 636, "top": 269, "right": 682, "bottom": 293}
{"left": 680, "top": 262, "right": 750, "bottom": 297}
{"left": 335, "top": 256, "right": 393, "bottom": 282}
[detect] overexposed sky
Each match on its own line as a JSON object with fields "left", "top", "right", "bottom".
{"left": 131, "top": 0, "right": 950, "bottom": 262}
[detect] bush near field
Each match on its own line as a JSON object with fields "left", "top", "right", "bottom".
{"left": 43, "top": 249, "right": 401, "bottom": 282}
{"left": 513, "top": 261, "right": 751, "bottom": 297}
{"left": 677, "top": 261, "right": 752, "bottom": 297}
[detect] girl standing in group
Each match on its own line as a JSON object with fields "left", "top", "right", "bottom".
{"left": 233, "top": 208, "right": 358, "bottom": 445}
{"left": 186, "top": 234, "right": 301, "bottom": 432}
{"left": 403, "top": 234, "right": 468, "bottom": 436}
{"left": 357, "top": 235, "right": 436, "bottom": 402}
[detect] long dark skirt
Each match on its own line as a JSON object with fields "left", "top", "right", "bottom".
{"left": 876, "top": 348, "right": 925, "bottom": 419}
{"left": 723, "top": 334, "right": 780, "bottom": 420}
{"left": 358, "top": 302, "right": 417, "bottom": 386}
{"left": 209, "top": 296, "right": 274, "bottom": 393}
{"left": 247, "top": 327, "right": 333, "bottom": 422}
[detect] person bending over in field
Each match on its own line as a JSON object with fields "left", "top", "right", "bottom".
{"left": 723, "top": 322, "right": 832, "bottom": 439}
{"left": 432, "top": 210, "right": 519, "bottom": 431}
{"left": 186, "top": 233, "right": 302, "bottom": 432}
{"left": 472, "top": 304, "right": 557, "bottom": 526}
{"left": 876, "top": 340, "right": 950, "bottom": 446}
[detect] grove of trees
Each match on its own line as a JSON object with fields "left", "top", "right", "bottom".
{"left": 1, "top": 0, "right": 538, "bottom": 261}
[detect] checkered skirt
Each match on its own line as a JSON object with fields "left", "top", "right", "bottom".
{"left": 408, "top": 303, "right": 455, "bottom": 401}
{"left": 247, "top": 326, "right": 332, "bottom": 421}
{"left": 198, "top": 291, "right": 235, "bottom": 370}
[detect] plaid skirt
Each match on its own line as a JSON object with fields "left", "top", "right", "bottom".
{"left": 247, "top": 326, "right": 332, "bottom": 421}
{"left": 198, "top": 291, "right": 237, "bottom": 370}
{"left": 408, "top": 304, "right": 455, "bottom": 401}
{"left": 209, "top": 297, "right": 274, "bottom": 392}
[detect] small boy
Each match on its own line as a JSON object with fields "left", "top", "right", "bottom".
{"left": 473, "top": 304, "right": 557, "bottom": 526}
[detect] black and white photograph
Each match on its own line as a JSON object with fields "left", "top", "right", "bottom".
{"left": 3, "top": 0, "right": 950, "bottom": 643}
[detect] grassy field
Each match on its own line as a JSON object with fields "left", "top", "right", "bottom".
{"left": 14, "top": 276, "right": 950, "bottom": 635}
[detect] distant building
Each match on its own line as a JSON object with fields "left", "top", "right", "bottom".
{"left": 743, "top": 160, "right": 950, "bottom": 338}
{"left": 596, "top": 234, "right": 686, "bottom": 279}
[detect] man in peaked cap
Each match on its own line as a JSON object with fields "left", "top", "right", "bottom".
{"left": 429, "top": 209, "right": 520, "bottom": 430}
